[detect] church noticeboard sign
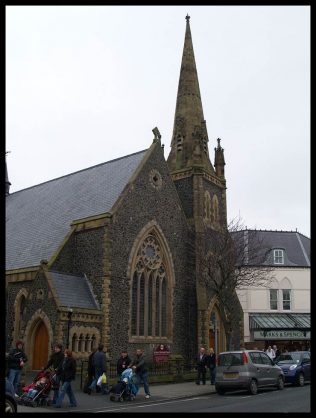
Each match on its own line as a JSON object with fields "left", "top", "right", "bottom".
{"left": 153, "top": 344, "right": 170, "bottom": 363}
{"left": 254, "top": 330, "right": 310, "bottom": 340}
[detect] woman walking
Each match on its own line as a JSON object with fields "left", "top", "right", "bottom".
{"left": 54, "top": 348, "right": 77, "bottom": 408}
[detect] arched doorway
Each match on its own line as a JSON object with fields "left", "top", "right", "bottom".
{"left": 32, "top": 321, "right": 49, "bottom": 370}
{"left": 208, "top": 306, "right": 226, "bottom": 354}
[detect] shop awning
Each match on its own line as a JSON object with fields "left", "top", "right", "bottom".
{"left": 249, "top": 313, "right": 310, "bottom": 330}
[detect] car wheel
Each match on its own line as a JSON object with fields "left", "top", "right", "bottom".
{"left": 249, "top": 379, "right": 258, "bottom": 395}
{"left": 276, "top": 376, "right": 284, "bottom": 390}
{"left": 297, "top": 373, "right": 304, "bottom": 387}
{"left": 5, "top": 397, "right": 17, "bottom": 413}
{"left": 215, "top": 386, "right": 226, "bottom": 396}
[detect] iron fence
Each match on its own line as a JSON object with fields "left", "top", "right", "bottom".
{"left": 80, "top": 359, "right": 197, "bottom": 389}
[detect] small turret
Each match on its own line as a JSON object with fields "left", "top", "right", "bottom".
{"left": 214, "top": 138, "right": 225, "bottom": 178}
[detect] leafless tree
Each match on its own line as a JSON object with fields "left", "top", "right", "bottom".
{"left": 196, "top": 216, "right": 274, "bottom": 350}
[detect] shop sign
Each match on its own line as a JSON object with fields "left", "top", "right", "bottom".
{"left": 254, "top": 330, "right": 310, "bottom": 340}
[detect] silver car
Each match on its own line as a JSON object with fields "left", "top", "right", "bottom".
{"left": 215, "top": 350, "right": 284, "bottom": 395}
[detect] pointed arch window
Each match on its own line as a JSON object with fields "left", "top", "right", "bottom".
{"left": 204, "top": 191, "right": 211, "bottom": 220}
{"left": 130, "top": 232, "right": 172, "bottom": 340}
{"left": 212, "top": 195, "right": 220, "bottom": 224}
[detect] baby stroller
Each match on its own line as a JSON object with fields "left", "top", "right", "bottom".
{"left": 18, "top": 370, "right": 54, "bottom": 407}
{"left": 109, "top": 368, "right": 139, "bottom": 402}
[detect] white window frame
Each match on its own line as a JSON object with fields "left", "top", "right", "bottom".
{"left": 282, "top": 289, "right": 291, "bottom": 311}
{"left": 274, "top": 249, "right": 284, "bottom": 264}
{"left": 269, "top": 289, "right": 279, "bottom": 310}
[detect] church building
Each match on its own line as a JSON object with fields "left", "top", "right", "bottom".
{"left": 6, "top": 16, "right": 242, "bottom": 369}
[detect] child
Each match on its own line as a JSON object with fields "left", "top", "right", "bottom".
{"left": 25, "top": 376, "right": 48, "bottom": 399}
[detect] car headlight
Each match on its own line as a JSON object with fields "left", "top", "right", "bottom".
{"left": 289, "top": 365, "right": 298, "bottom": 370}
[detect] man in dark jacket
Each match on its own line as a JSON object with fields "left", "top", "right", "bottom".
{"left": 43, "top": 343, "right": 64, "bottom": 404}
{"left": 7, "top": 340, "right": 28, "bottom": 393}
{"left": 87, "top": 343, "right": 108, "bottom": 395}
{"left": 129, "top": 348, "right": 151, "bottom": 398}
{"left": 196, "top": 347, "right": 208, "bottom": 385}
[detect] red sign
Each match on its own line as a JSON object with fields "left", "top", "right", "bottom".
{"left": 153, "top": 345, "right": 170, "bottom": 363}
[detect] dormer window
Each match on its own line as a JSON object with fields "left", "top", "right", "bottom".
{"left": 273, "top": 249, "right": 284, "bottom": 265}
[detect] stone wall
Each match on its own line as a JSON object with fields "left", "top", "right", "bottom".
{"left": 108, "top": 143, "right": 196, "bottom": 361}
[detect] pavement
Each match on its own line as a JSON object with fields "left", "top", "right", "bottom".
{"left": 17, "top": 377, "right": 217, "bottom": 412}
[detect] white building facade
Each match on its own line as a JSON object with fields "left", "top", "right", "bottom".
{"left": 236, "top": 230, "right": 310, "bottom": 352}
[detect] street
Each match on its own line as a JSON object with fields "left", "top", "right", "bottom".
{"left": 18, "top": 384, "right": 310, "bottom": 413}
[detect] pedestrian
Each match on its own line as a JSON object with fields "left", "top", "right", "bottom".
{"left": 195, "top": 347, "right": 208, "bottom": 385}
{"left": 265, "top": 345, "right": 275, "bottom": 360}
{"left": 87, "top": 343, "right": 108, "bottom": 395}
{"left": 42, "top": 343, "right": 64, "bottom": 405}
{"left": 272, "top": 344, "right": 281, "bottom": 359}
{"left": 54, "top": 348, "right": 77, "bottom": 408}
{"left": 116, "top": 350, "right": 131, "bottom": 381}
{"left": 7, "top": 340, "right": 28, "bottom": 393}
{"left": 129, "top": 348, "right": 151, "bottom": 399}
{"left": 83, "top": 347, "right": 97, "bottom": 393}
{"left": 206, "top": 347, "right": 216, "bottom": 385}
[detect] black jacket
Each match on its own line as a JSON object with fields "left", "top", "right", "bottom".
{"left": 117, "top": 356, "right": 131, "bottom": 376}
{"left": 45, "top": 351, "right": 64, "bottom": 374}
{"left": 7, "top": 348, "right": 28, "bottom": 370}
{"left": 57, "top": 357, "right": 76, "bottom": 382}
{"left": 196, "top": 353, "right": 208, "bottom": 370}
{"left": 130, "top": 354, "right": 147, "bottom": 373}
{"left": 207, "top": 353, "right": 216, "bottom": 368}
{"left": 92, "top": 350, "right": 107, "bottom": 374}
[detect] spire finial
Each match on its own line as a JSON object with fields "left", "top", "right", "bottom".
{"left": 185, "top": 14, "right": 190, "bottom": 22}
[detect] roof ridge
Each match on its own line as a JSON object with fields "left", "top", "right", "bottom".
{"left": 8, "top": 149, "right": 148, "bottom": 195}
{"left": 236, "top": 229, "right": 308, "bottom": 235}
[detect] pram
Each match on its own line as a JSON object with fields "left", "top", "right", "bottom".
{"left": 18, "top": 369, "right": 54, "bottom": 407}
{"left": 109, "top": 368, "right": 139, "bottom": 402}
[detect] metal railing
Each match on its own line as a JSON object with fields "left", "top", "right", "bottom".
{"left": 80, "top": 359, "right": 197, "bottom": 389}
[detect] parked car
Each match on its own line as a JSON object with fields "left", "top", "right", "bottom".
{"left": 275, "top": 351, "right": 311, "bottom": 386}
{"left": 215, "top": 350, "right": 284, "bottom": 395}
{"left": 5, "top": 378, "right": 18, "bottom": 413}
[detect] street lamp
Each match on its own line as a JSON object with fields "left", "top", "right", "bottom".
{"left": 211, "top": 312, "right": 218, "bottom": 354}
{"left": 66, "top": 308, "right": 73, "bottom": 349}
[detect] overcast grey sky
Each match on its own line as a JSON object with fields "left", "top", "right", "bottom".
{"left": 6, "top": 5, "right": 310, "bottom": 237}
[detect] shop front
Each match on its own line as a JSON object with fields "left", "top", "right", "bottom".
{"left": 247, "top": 313, "right": 310, "bottom": 352}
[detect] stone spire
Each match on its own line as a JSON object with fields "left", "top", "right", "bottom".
{"left": 214, "top": 138, "right": 226, "bottom": 178}
{"left": 5, "top": 152, "right": 11, "bottom": 196}
{"left": 167, "top": 15, "right": 214, "bottom": 174}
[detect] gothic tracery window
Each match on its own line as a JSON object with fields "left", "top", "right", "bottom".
{"left": 130, "top": 233, "right": 171, "bottom": 339}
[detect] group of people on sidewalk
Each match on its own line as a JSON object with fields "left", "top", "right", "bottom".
{"left": 7, "top": 340, "right": 219, "bottom": 409}
{"left": 84, "top": 345, "right": 151, "bottom": 399}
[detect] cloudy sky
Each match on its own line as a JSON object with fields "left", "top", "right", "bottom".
{"left": 6, "top": 5, "right": 310, "bottom": 237}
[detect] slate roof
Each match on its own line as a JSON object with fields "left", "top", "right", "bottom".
{"left": 6, "top": 150, "right": 147, "bottom": 270}
{"left": 231, "top": 230, "right": 310, "bottom": 267}
{"left": 48, "top": 271, "right": 99, "bottom": 310}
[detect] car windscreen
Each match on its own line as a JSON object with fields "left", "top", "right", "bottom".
{"left": 276, "top": 353, "right": 301, "bottom": 364}
{"left": 218, "top": 353, "right": 243, "bottom": 366}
